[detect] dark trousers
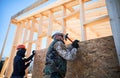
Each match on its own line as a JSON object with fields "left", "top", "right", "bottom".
{"left": 10, "top": 76, "right": 24, "bottom": 78}
{"left": 50, "top": 72, "right": 64, "bottom": 78}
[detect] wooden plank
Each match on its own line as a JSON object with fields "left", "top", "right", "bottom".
{"left": 16, "top": 0, "right": 90, "bottom": 22}
{"left": 16, "top": 0, "right": 73, "bottom": 21}
{"left": 42, "top": 13, "right": 61, "bottom": 25}
{"left": 38, "top": 14, "right": 43, "bottom": 36}
{"left": 61, "top": 6, "right": 66, "bottom": 33}
{"left": 5, "top": 23, "right": 23, "bottom": 77}
{"left": 50, "top": 7, "right": 107, "bottom": 21}
{"left": 46, "top": 11, "right": 53, "bottom": 47}
{"left": 17, "top": 22, "right": 24, "bottom": 44}
{"left": 84, "top": 15, "right": 109, "bottom": 27}
{"left": 79, "top": 0, "right": 86, "bottom": 41}
{"left": 0, "top": 57, "right": 9, "bottom": 77}
{"left": 25, "top": 20, "right": 34, "bottom": 77}
{"left": 11, "top": 0, "right": 48, "bottom": 19}
{"left": 0, "top": 22, "right": 11, "bottom": 61}
{"left": 85, "top": 7, "right": 108, "bottom": 19}
{"left": 85, "top": 0, "right": 106, "bottom": 10}
{"left": 64, "top": 10, "right": 79, "bottom": 20}
{"left": 36, "top": 15, "right": 43, "bottom": 50}
{"left": 23, "top": 22, "right": 28, "bottom": 43}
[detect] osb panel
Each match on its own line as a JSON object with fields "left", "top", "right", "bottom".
{"left": 32, "top": 36, "right": 120, "bottom": 78}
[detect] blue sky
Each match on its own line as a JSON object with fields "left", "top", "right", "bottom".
{"left": 0, "top": 0, "right": 96, "bottom": 58}
{"left": 0, "top": 0, "right": 37, "bottom": 57}
{"left": 0, "top": 0, "right": 56, "bottom": 58}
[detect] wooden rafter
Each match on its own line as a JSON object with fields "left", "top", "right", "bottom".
{"left": 14, "top": 0, "right": 90, "bottom": 22}
{"left": 11, "top": 0, "right": 48, "bottom": 19}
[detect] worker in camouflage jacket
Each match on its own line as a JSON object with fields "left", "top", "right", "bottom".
{"left": 43, "top": 32, "right": 79, "bottom": 78}
{"left": 11, "top": 44, "right": 35, "bottom": 78}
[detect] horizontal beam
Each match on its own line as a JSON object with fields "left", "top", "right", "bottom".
{"left": 14, "top": 0, "right": 90, "bottom": 22}
{"left": 16, "top": 0, "right": 73, "bottom": 21}
{"left": 85, "top": 7, "right": 108, "bottom": 19}
{"left": 64, "top": 10, "right": 79, "bottom": 20}
{"left": 84, "top": 15, "right": 109, "bottom": 27}
{"left": 64, "top": 7, "right": 107, "bottom": 20}
{"left": 85, "top": 0, "right": 106, "bottom": 11}
{"left": 11, "top": 0, "right": 48, "bottom": 19}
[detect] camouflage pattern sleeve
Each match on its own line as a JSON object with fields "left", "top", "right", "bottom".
{"left": 54, "top": 41, "right": 77, "bottom": 60}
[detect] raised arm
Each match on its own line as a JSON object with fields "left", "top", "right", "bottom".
{"left": 23, "top": 50, "right": 35, "bottom": 62}
{"left": 54, "top": 41, "right": 78, "bottom": 60}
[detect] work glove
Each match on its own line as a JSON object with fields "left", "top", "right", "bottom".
{"left": 26, "top": 62, "right": 30, "bottom": 67}
{"left": 72, "top": 40, "right": 79, "bottom": 48}
{"left": 32, "top": 50, "right": 36, "bottom": 56}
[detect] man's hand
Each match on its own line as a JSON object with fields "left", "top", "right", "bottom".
{"left": 32, "top": 50, "right": 36, "bottom": 56}
{"left": 26, "top": 62, "right": 30, "bottom": 67}
{"left": 72, "top": 40, "right": 79, "bottom": 48}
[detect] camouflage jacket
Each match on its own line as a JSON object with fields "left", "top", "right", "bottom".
{"left": 43, "top": 39, "right": 77, "bottom": 76}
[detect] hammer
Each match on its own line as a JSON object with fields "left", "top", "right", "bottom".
{"left": 65, "top": 33, "right": 73, "bottom": 42}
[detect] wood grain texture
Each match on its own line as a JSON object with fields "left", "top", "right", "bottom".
{"left": 32, "top": 36, "right": 120, "bottom": 78}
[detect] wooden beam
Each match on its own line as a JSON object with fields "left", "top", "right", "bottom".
{"left": 15, "top": 0, "right": 90, "bottom": 22}
{"left": 38, "top": 14, "right": 43, "bottom": 36}
{"left": 16, "top": 0, "right": 72, "bottom": 21}
{"left": 42, "top": 13, "right": 62, "bottom": 25}
{"left": 0, "top": 57, "right": 9, "bottom": 77}
{"left": 79, "top": 0, "right": 86, "bottom": 41}
{"left": 25, "top": 20, "right": 34, "bottom": 77}
{"left": 22, "top": 22, "right": 28, "bottom": 43}
{"left": 64, "top": 10, "right": 79, "bottom": 20}
{"left": 61, "top": 5, "right": 66, "bottom": 33}
{"left": 46, "top": 11, "right": 53, "bottom": 47}
{"left": 17, "top": 22, "right": 24, "bottom": 44}
{"left": 85, "top": 7, "right": 108, "bottom": 19}
{"left": 84, "top": 15, "right": 109, "bottom": 27}
{"left": 0, "top": 22, "right": 11, "bottom": 61}
{"left": 5, "top": 23, "right": 23, "bottom": 77}
{"left": 11, "top": 0, "right": 48, "bottom": 19}
{"left": 85, "top": 0, "right": 106, "bottom": 11}
{"left": 53, "top": 7, "right": 107, "bottom": 21}
{"left": 66, "top": 7, "right": 75, "bottom": 12}
{"left": 36, "top": 15, "right": 43, "bottom": 50}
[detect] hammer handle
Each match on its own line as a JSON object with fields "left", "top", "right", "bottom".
{"left": 67, "top": 37, "right": 73, "bottom": 42}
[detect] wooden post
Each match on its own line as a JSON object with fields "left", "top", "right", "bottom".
{"left": 61, "top": 5, "right": 66, "bottom": 34}
{"left": 0, "top": 57, "right": 9, "bottom": 77}
{"left": 22, "top": 22, "right": 28, "bottom": 44}
{"left": 46, "top": 11, "right": 53, "bottom": 47}
{"left": 36, "top": 15, "right": 43, "bottom": 50}
{"left": 79, "top": 0, "right": 86, "bottom": 41}
{"left": 0, "top": 22, "right": 11, "bottom": 61}
{"left": 18, "top": 22, "right": 25, "bottom": 44}
{"left": 5, "top": 23, "right": 23, "bottom": 77}
{"left": 25, "top": 20, "right": 34, "bottom": 77}
{"left": 106, "top": 0, "right": 120, "bottom": 65}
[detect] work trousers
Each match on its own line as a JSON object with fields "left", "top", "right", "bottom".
{"left": 43, "top": 72, "right": 64, "bottom": 78}
{"left": 10, "top": 76, "right": 24, "bottom": 78}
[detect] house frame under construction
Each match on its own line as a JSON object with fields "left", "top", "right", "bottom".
{"left": 0, "top": 0, "right": 120, "bottom": 77}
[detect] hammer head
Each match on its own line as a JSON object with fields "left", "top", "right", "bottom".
{"left": 65, "top": 33, "right": 68, "bottom": 41}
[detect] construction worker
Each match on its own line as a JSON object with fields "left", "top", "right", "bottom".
{"left": 11, "top": 44, "right": 35, "bottom": 78}
{"left": 43, "top": 32, "right": 79, "bottom": 78}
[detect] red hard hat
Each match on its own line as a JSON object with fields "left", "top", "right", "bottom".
{"left": 17, "top": 44, "right": 26, "bottom": 50}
